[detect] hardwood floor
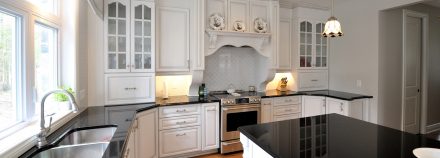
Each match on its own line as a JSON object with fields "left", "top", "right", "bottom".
{"left": 192, "top": 152, "right": 243, "bottom": 158}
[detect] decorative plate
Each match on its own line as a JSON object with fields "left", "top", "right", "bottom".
{"left": 209, "top": 13, "right": 225, "bottom": 31}
{"left": 254, "top": 18, "right": 267, "bottom": 33}
{"left": 233, "top": 20, "right": 246, "bottom": 32}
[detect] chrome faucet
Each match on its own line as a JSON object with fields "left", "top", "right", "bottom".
{"left": 37, "top": 89, "right": 79, "bottom": 148}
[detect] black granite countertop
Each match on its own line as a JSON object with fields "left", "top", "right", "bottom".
{"left": 154, "top": 95, "right": 219, "bottom": 107}
{"left": 261, "top": 90, "right": 373, "bottom": 101}
{"left": 21, "top": 104, "right": 155, "bottom": 158}
{"left": 239, "top": 114, "right": 440, "bottom": 158}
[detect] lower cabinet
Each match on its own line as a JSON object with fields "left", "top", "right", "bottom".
{"left": 123, "top": 108, "right": 159, "bottom": 158}
{"left": 261, "top": 96, "right": 302, "bottom": 123}
{"left": 302, "top": 96, "right": 326, "bottom": 117}
{"left": 326, "top": 98, "right": 349, "bottom": 116}
{"left": 202, "top": 103, "right": 220, "bottom": 150}
{"left": 159, "top": 127, "right": 201, "bottom": 157}
{"left": 273, "top": 113, "right": 301, "bottom": 122}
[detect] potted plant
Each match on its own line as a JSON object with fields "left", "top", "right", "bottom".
{"left": 53, "top": 86, "right": 75, "bottom": 111}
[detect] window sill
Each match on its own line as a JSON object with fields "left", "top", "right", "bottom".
{"left": 0, "top": 108, "right": 85, "bottom": 157}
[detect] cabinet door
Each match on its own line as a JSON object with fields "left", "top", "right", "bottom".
{"left": 105, "top": 0, "right": 130, "bottom": 73}
{"left": 326, "top": 98, "right": 349, "bottom": 116}
{"left": 278, "top": 18, "right": 292, "bottom": 69}
{"left": 228, "top": 0, "right": 249, "bottom": 31}
{"left": 136, "top": 109, "right": 159, "bottom": 158}
{"left": 105, "top": 73, "right": 155, "bottom": 105}
{"left": 124, "top": 128, "right": 135, "bottom": 158}
{"left": 261, "top": 99, "right": 273, "bottom": 123}
{"left": 299, "top": 20, "right": 313, "bottom": 68}
{"left": 202, "top": 103, "right": 219, "bottom": 150}
{"left": 314, "top": 22, "right": 327, "bottom": 68}
{"left": 159, "top": 127, "right": 201, "bottom": 157}
{"left": 156, "top": 6, "right": 190, "bottom": 72}
{"left": 302, "top": 96, "right": 326, "bottom": 117}
{"left": 131, "top": 1, "right": 155, "bottom": 72}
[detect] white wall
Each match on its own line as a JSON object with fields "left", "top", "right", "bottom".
{"left": 379, "top": 4, "right": 440, "bottom": 130}
{"left": 329, "top": 0, "right": 422, "bottom": 125}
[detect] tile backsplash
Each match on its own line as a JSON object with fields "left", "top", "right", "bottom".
{"left": 203, "top": 46, "right": 269, "bottom": 92}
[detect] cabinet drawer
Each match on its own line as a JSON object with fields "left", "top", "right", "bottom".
{"left": 159, "top": 115, "right": 200, "bottom": 130}
{"left": 159, "top": 104, "right": 200, "bottom": 118}
{"left": 105, "top": 74, "right": 155, "bottom": 105}
{"left": 273, "top": 113, "right": 301, "bottom": 122}
{"left": 298, "top": 71, "right": 328, "bottom": 90}
{"left": 274, "top": 96, "right": 301, "bottom": 105}
{"left": 273, "top": 104, "right": 301, "bottom": 116}
{"left": 159, "top": 127, "right": 201, "bottom": 157}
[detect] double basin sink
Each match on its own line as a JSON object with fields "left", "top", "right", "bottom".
{"left": 32, "top": 126, "right": 117, "bottom": 158}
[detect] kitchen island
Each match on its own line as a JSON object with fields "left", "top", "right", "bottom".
{"left": 239, "top": 114, "right": 440, "bottom": 158}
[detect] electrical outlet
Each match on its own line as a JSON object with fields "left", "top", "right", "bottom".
{"left": 356, "top": 80, "right": 362, "bottom": 88}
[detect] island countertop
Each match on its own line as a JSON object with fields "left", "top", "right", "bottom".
{"left": 238, "top": 114, "right": 440, "bottom": 158}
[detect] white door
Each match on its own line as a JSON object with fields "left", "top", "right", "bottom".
{"left": 403, "top": 15, "right": 422, "bottom": 134}
{"left": 136, "top": 109, "right": 159, "bottom": 158}
{"left": 202, "top": 103, "right": 219, "bottom": 150}
{"left": 302, "top": 96, "right": 326, "bottom": 117}
{"left": 326, "top": 98, "right": 348, "bottom": 116}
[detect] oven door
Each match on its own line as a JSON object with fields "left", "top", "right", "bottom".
{"left": 221, "top": 104, "right": 260, "bottom": 141}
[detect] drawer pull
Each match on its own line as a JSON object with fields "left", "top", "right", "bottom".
{"left": 176, "top": 133, "right": 187, "bottom": 137}
{"left": 207, "top": 109, "right": 216, "bottom": 111}
{"left": 285, "top": 109, "right": 293, "bottom": 112}
{"left": 124, "top": 87, "right": 137, "bottom": 90}
{"left": 125, "top": 119, "right": 132, "bottom": 122}
{"left": 311, "top": 79, "right": 318, "bottom": 82}
{"left": 176, "top": 109, "right": 187, "bottom": 113}
{"left": 176, "top": 121, "right": 187, "bottom": 124}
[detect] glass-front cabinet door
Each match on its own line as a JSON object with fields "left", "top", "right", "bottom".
{"left": 106, "top": 0, "right": 130, "bottom": 72}
{"left": 315, "top": 23, "right": 327, "bottom": 68}
{"left": 299, "top": 21, "right": 313, "bottom": 68}
{"left": 131, "top": 1, "right": 155, "bottom": 72}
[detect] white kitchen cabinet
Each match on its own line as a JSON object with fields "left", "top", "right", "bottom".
{"left": 302, "top": 96, "right": 326, "bottom": 117}
{"left": 277, "top": 8, "right": 292, "bottom": 70}
{"left": 326, "top": 98, "right": 349, "bottom": 116}
{"left": 202, "top": 103, "right": 220, "bottom": 150}
{"left": 123, "top": 108, "right": 159, "bottom": 158}
{"left": 273, "top": 113, "right": 301, "bottom": 122}
{"left": 261, "top": 98, "right": 273, "bottom": 123}
{"left": 105, "top": 73, "right": 155, "bottom": 105}
{"left": 105, "top": 0, "right": 155, "bottom": 73}
{"left": 297, "top": 70, "right": 328, "bottom": 91}
{"left": 159, "top": 127, "right": 202, "bottom": 157}
{"left": 228, "top": 0, "right": 249, "bottom": 31}
{"left": 157, "top": 0, "right": 203, "bottom": 72}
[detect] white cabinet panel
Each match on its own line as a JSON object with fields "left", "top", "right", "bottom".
{"left": 261, "top": 98, "right": 273, "bottom": 123}
{"left": 135, "top": 109, "right": 159, "bottom": 158}
{"left": 273, "top": 113, "right": 301, "bottom": 122}
{"left": 297, "top": 70, "right": 328, "bottom": 91}
{"left": 159, "top": 115, "right": 201, "bottom": 130}
{"left": 159, "top": 104, "right": 200, "bottom": 118}
{"left": 326, "top": 98, "right": 349, "bottom": 116}
{"left": 250, "top": 0, "right": 269, "bottom": 33}
{"left": 206, "top": 0, "right": 228, "bottom": 29}
{"left": 273, "top": 96, "right": 301, "bottom": 105}
{"left": 202, "top": 103, "right": 219, "bottom": 150}
{"left": 105, "top": 73, "right": 155, "bottom": 105}
{"left": 159, "top": 127, "right": 201, "bottom": 157}
{"left": 302, "top": 96, "right": 326, "bottom": 117}
{"left": 157, "top": 7, "right": 190, "bottom": 72}
{"left": 228, "top": 0, "right": 249, "bottom": 31}
{"left": 278, "top": 18, "right": 292, "bottom": 69}
{"left": 273, "top": 104, "right": 301, "bottom": 116}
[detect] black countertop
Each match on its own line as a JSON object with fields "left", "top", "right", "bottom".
{"left": 261, "top": 90, "right": 373, "bottom": 101}
{"left": 21, "top": 104, "right": 155, "bottom": 158}
{"left": 239, "top": 114, "right": 440, "bottom": 158}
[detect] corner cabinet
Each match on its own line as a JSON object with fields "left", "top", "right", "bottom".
{"left": 291, "top": 7, "right": 330, "bottom": 91}
{"left": 104, "top": 0, "right": 155, "bottom": 105}
{"left": 105, "top": 0, "right": 155, "bottom": 73}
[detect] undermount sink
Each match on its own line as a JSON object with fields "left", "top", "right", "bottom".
{"left": 31, "top": 126, "right": 117, "bottom": 158}
{"left": 413, "top": 148, "right": 440, "bottom": 158}
{"left": 57, "top": 127, "right": 117, "bottom": 145}
{"left": 32, "top": 142, "right": 110, "bottom": 158}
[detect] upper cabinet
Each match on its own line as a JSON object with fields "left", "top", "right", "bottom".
{"left": 105, "top": 0, "right": 155, "bottom": 73}
{"left": 277, "top": 8, "right": 292, "bottom": 70}
{"left": 156, "top": 0, "right": 203, "bottom": 72}
{"left": 292, "top": 7, "right": 329, "bottom": 70}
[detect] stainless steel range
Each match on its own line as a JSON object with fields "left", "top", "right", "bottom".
{"left": 211, "top": 91, "right": 261, "bottom": 154}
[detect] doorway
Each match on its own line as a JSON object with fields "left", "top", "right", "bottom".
{"left": 402, "top": 10, "right": 429, "bottom": 134}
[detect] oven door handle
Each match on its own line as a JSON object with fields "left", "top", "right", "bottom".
{"left": 222, "top": 105, "right": 260, "bottom": 111}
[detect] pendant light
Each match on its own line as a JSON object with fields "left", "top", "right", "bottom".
{"left": 322, "top": 0, "right": 343, "bottom": 37}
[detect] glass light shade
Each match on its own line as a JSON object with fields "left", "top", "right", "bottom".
{"left": 322, "top": 16, "right": 343, "bottom": 37}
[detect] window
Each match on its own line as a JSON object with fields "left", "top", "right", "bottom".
{"left": 27, "top": 0, "right": 58, "bottom": 15}
{"left": 0, "top": 9, "right": 23, "bottom": 132}
{"left": 34, "top": 22, "right": 60, "bottom": 115}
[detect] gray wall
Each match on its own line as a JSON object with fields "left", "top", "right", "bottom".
{"left": 378, "top": 4, "right": 440, "bottom": 130}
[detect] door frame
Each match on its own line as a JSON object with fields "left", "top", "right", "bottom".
{"left": 401, "top": 9, "right": 429, "bottom": 134}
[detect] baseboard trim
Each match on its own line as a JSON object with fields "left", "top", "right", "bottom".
{"left": 426, "top": 123, "right": 440, "bottom": 133}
